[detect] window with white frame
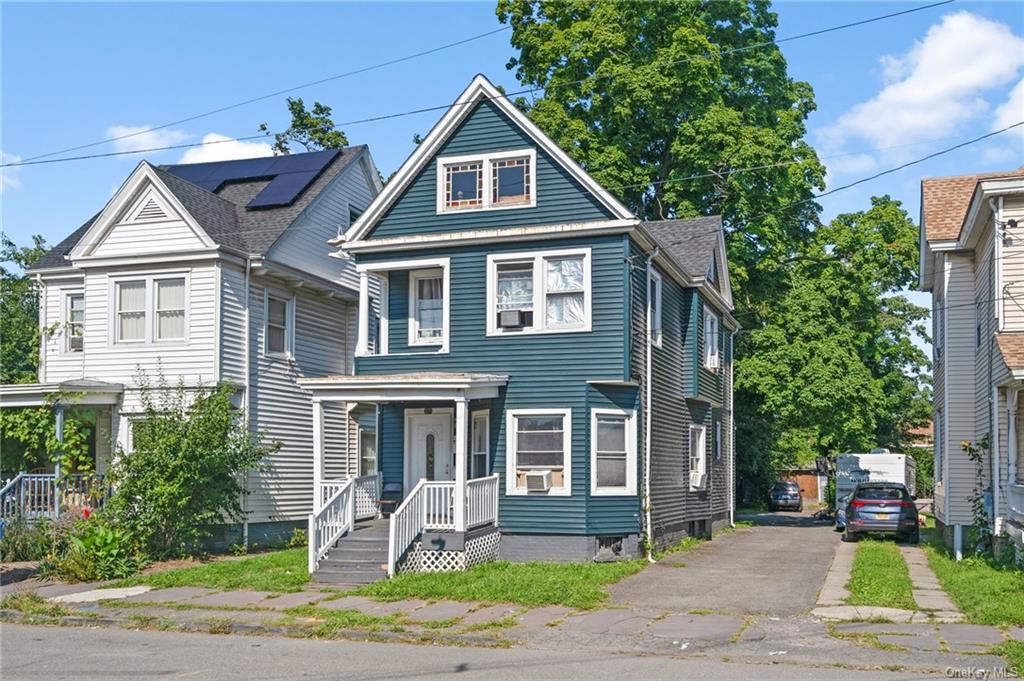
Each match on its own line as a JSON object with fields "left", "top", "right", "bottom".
{"left": 591, "top": 408, "right": 637, "bottom": 495}
{"left": 66, "top": 293, "right": 84, "bottom": 352}
{"left": 116, "top": 281, "right": 147, "bottom": 342}
{"left": 471, "top": 411, "right": 489, "bottom": 479}
{"left": 155, "top": 278, "right": 186, "bottom": 341}
{"left": 410, "top": 269, "right": 444, "bottom": 344}
{"left": 487, "top": 249, "right": 590, "bottom": 335}
{"left": 266, "top": 295, "right": 292, "bottom": 355}
{"left": 689, "top": 423, "right": 707, "bottom": 490}
{"left": 713, "top": 419, "right": 722, "bottom": 460}
{"left": 703, "top": 304, "right": 720, "bottom": 369}
{"left": 359, "top": 428, "right": 377, "bottom": 476}
{"left": 438, "top": 150, "right": 536, "bottom": 213}
{"left": 649, "top": 270, "right": 663, "bottom": 347}
{"left": 506, "top": 409, "right": 571, "bottom": 494}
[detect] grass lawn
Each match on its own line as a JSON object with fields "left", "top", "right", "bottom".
{"left": 995, "top": 641, "right": 1024, "bottom": 676}
{"left": 355, "top": 559, "right": 644, "bottom": 610}
{"left": 844, "top": 539, "right": 916, "bottom": 610}
{"left": 112, "top": 548, "right": 309, "bottom": 593}
{"left": 923, "top": 539, "right": 1024, "bottom": 626}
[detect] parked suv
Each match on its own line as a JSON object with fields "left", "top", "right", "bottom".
{"left": 843, "top": 482, "right": 919, "bottom": 543}
{"left": 768, "top": 480, "right": 803, "bottom": 512}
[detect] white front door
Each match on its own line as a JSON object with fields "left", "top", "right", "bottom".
{"left": 406, "top": 412, "right": 453, "bottom": 491}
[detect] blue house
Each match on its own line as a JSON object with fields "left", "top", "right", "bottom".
{"left": 302, "top": 75, "right": 737, "bottom": 581}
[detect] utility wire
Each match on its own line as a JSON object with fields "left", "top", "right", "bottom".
{"left": 18, "top": 25, "right": 512, "bottom": 163}
{"left": 6, "top": 1, "right": 953, "bottom": 169}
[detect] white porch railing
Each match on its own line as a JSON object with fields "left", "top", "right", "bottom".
{"left": 308, "top": 478, "right": 355, "bottom": 573}
{"left": 386, "top": 475, "right": 500, "bottom": 576}
{"left": 354, "top": 473, "right": 382, "bottom": 520}
{"left": 1009, "top": 483, "right": 1024, "bottom": 524}
{"left": 466, "top": 475, "right": 499, "bottom": 529}
{"left": 1, "top": 473, "right": 108, "bottom": 525}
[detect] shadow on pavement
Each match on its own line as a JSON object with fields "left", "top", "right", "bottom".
{"left": 736, "top": 510, "right": 833, "bottom": 528}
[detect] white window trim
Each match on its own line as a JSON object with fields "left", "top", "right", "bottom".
{"left": 714, "top": 419, "right": 722, "bottom": 460}
{"left": 505, "top": 408, "right": 572, "bottom": 496}
{"left": 689, "top": 423, "right": 707, "bottom": 491}
{"left": 153, "top": 277, "right": 187, "bottom": 343}
{"left": 485, "top": 247, "right": 592, "bottom": 337}
{"left": 356, "top": 257, "right": 450, "bottom": 355}
{"left": 703, "top": 304, "right": 720, "bottom": 370}
{"left": 61, "top": 289, "right": 85, "bottom": 354}
{"left": 408, "top": 268, "right": 446, "bottom": 347}
{"left": 471, "top": 409, "right": 490, "bottom": 479}
{"left": 436, "top": 149, "right": 537, "bottom": 214}
{"left": 590, "top": 407, "right": 638, "bottom": 496}
{"left": 649, "top": 270, "right": 663, "bottom": 348}
{"left": 108, "top": 271, "right": 191, "bottom": 346}
{"left": 264, "top": 289, "right": 295, "bottom": 359}
{"left": 357, "top": 424, "right": 378, "bottom": 477}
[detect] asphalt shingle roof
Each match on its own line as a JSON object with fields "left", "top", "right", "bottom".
{"left": 996, "top": 332, "right": 1024, "bottom": 371}
{"left": 921, "top": 167, "right": 1024, "bottom": 242}
{"left": 643, "top": 216, "right": 723, "bottom": 284}
{"left": 29, "top": 146, "right": 367, "bottom": 270}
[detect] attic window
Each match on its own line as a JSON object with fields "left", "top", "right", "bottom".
{"left": 492, "top": 157, "right": 531, "bottom": 206}
{"left": 437, "top": 150, "right": 536, "bottom": 213}
{"left": 444, "top": 162, "right": 483, "bottom": 209}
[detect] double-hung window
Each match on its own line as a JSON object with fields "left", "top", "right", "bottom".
{"left": 359, "top": 428, "right": 377, "bottom": 476}
{"left": 410, "top": 269, "right": 444, "bottom": 345}
{"left": 506, "top": 409, "right": 571, "bottom": 495}
{"left": 591, "top": 409, "right": 637, "bottom": 495}
{"left": 487, "top": 249, "right": 591, "bottom": 335}
{"left": 689, "top": 424, "right": 707, "bottom": 490}
{"left": 438, "top": 150, "right": 536, "bottom": 212}
{"left": 113, "top": 274, "right": 189, "bottom": 345}
{"left": 155, "top": 278, "right": 186, "bottom": 341}
{"left": 116, "top": 281, "right": 147, "bottom": 342}
{"left": 471, "top": 411, "right": 489, "bottom": 479}
{"left": 649, "top": 270, "right": 663, "bottom": 347}
{"left": 66, "top": 293, "right": 84, "bottom": 352}
{"left": 266, "top": 294, "right": 292, "bottom": 356}
{"left": 703, "top": 304, "right": 720, "bottom": 369}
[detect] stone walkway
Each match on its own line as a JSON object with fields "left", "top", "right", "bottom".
{"left": 812, "top": 538, "right": 964, "bottom": 622}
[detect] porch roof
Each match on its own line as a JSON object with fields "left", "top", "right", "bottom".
{"left": 0, "top": 379, "right": 123, "bottom": 407}
{"left": 299, "top": 372, "right": 508, "bottom": 402}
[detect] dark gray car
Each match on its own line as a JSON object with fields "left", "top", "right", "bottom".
{"left": 844, "top": 482, "right": 919, "bottom": 543}
{"left": 768, "top": 480, "right": 803, "bottom": 512}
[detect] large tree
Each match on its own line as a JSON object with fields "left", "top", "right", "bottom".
{"left": 259, "top": 97, "right": 348, "bottom": 155}
{"left": 1, "top": 235, "right": 47, "bottom": 384}
{"left": 497, "top": 1, "right": 930, "bottom": 499}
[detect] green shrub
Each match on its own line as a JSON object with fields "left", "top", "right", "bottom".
{"left": 0, "top": 514, "right": 50, "bottom": 561}
{"left": 104, "top": 379, "right": 275, "bottom": 558}
{"left": 40, "top": 515, "right": 144, "bottom": 582}
{"left": 287, "top": 528, "right": 307, "bottom": 549}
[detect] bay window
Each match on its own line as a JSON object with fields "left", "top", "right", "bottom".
{"left": 487, "top": 248, "right": 591, "bottom": 335}
{"left": 506, "top": 409, "right": 572, "bottom": 495}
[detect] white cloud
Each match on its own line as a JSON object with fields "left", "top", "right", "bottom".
{"left": 1, "top": 151, "right": 22, "bottom": 190}
{"left": 177, "top": 133, "right": 273, "bottom": 164}
{"left": 105, "top": 125, "right": 191, "bottom": 153}
{"left": 993, "top": 77, "right": 1024, "bottom": 131}
{"left": 821, "top": 12, "right": 1024, "bottom": 151}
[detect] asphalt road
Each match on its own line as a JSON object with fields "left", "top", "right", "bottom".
{"left": 0, "top": 624, "right": 935, "bottom": 681}
{"left": 608, "top": 510, "right": 838, "bottom": 615}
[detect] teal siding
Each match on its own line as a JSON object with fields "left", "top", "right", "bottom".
{"left": 586, "top": 384, "right": 642, "bottom": 534}
{"left": 368, "top": 100, "right": 613, "bottom": 240}
{"left": 358, "top": 235, "right": 629, "bottom": 535}
{"left": 695, "top": 294, "right": 725, "bottom": 404}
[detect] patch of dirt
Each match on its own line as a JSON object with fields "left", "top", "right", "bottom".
{"left": 0, "top": 561, "right": 39, "bottom": 585}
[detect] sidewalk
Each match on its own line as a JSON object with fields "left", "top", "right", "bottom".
{"left": 3, "top": 580, "right": 1017, "bottom": 675}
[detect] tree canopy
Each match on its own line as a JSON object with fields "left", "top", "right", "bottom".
{"left": 259, "top": 97, "right": 348, "bottom": 155}
{"left": 1, "top": 235, "right": 47, "bottom": 385}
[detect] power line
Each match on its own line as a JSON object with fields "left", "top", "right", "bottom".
{"left": 4, "top": 1, "right": 953, "bottom": 169}
{"left": 18, "top": 25, "right": 512, "bottom": 163}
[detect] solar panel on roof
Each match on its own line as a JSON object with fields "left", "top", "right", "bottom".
{"left": 163, "top": 149, "right": 341, "bottom": 208}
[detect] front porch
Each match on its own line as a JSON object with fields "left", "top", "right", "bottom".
{"left": 302, "top": 373, "right": 507, "bottom": 578}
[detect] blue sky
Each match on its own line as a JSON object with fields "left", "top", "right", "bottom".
{"left": 3, "top": 1, "right": 1022, "bottom": 337}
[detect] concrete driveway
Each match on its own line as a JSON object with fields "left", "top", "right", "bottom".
{"left": 608, "top": 510, "right": 838, "bottom": 616}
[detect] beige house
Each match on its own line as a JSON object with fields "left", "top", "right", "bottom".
{"left": 920, "top": 166, "right": 1024, "bottom": 558}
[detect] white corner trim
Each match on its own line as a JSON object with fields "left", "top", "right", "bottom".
{"left": 590, "top": 407, "right": 638, "bottom": 496}
{"left": 485, "top": 247, "right": 592, "bottom": 337}
{"left": 435, "top": 148, "right": 537, "bottom": 214}
{"left": 505, "top": 408, "right": 573, "bottom": 497}
{"left": 341, "top": 74, "right": 633, "bottom": 244}
{"left": 648, "top": 269, "right": 663, "bottom": 349}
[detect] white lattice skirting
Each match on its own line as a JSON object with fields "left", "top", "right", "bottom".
{"left": 397, "top": 529, "right": 501, "bottom": 574}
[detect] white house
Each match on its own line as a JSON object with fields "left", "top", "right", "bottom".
{"left": 0, "top": 147, "right": 381, "bottom": 547}
{"left": 920, "top": 166, "right": 1024, "bottom": 559}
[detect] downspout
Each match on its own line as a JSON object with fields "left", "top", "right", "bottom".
{"left": 242, "top": 256, "right": 252, "bottom": 548}
{"left": 643, "top": 248, "right": 659, "bottom": 563}
{"left": 990, "top": 197, "right": 1001, "bottom": 537}
{"left": 729, "top": 330, "right": 735, "bottom": 528}
{"left": 36, "top": 273, "right": 46, "bottom": 383}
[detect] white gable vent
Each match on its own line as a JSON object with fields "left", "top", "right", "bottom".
{"left": 135, "top": 197, "right": 167, "bottom": 221}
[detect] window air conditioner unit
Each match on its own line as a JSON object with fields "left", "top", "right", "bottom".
{"left": 499, "top": 309, "right": 531, "bottom": 329}
{"left": 689, "top": 471, "right": 705, "bottom": 490}
{"left": 525, "top": 470, "right": 552, "bottom": 492}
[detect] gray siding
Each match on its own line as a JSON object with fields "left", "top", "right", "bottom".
{"left": 368, "top": 100, "right": 613, "bottom": 240}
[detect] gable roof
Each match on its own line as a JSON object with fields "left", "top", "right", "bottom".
{"left": 30, "top": 146, "right": 368, "bottom": 271}
{"left": 996, "top": 332, "right": 1024, "bottom": 371}
{"left": 340, "top": 75, "right": 633, "bottom": 245}
{"left": 643, "top": 216, "right": 722, "bottom": 280}
{"left": 921, "top": 166, "right": 1024, "bottom": 241}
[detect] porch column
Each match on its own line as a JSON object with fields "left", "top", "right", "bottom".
{"left": 356, "top": 271, "right": 370, "bottom": 356}
{"left": 454, "top": 396, "right": 467, "bottom": 532}
{"left": 312, "top": 399, "right": 325, "bottom": 512}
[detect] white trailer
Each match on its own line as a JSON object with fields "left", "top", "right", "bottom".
{"left": 836, "top": 450, "right": 917, "bottom": 502}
